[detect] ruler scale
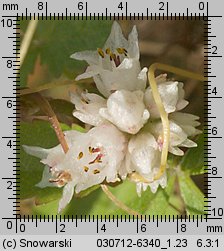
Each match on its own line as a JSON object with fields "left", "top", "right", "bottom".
{"left": 0, "top": 0, "right": 224, "bottom": 250}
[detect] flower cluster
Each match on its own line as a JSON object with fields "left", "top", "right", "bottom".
{"left": 24, "top": 22, "right": 201, "bottom": 213}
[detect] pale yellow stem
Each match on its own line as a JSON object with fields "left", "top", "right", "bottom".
{"left": 101, "top": 184, "right": 142, "bottom": 217}
{"left": 148, "top": 64, "right": 170, "bottom": 180}
{"left": 147, "top": 63, "right": 205, "bottom": 181}
{"left": 18, "top": 17, "right": 38, "bottom": 72}
{"left": 150, "top": 63, "right": 206, "bottom": 82}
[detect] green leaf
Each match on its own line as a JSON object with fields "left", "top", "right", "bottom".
{"left": 180, "top": 132, "right": 205, "bottom": 175}
{"left": 20, "top": 20, "right": 113, "bottom": 86}
{"left": 60, "top": 123, "right": 86, "bottom": 133}
{"left": 178, "top": 171, "right": 205, "bottom": 216}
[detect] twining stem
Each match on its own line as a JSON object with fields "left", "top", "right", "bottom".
{"left": 148, "top": 63, "right": 205, "bottom": 181}
{"left": 130, "top": 63, "right": 205, "bottom": 184}
{"left": 18, "top": 17, "right": 38, "bottom": 72}
{"left": 101, "top": 184, "right": 142, "bottom": 217}
{"left": 151, "top": 63, "right": 206, "bottom": 82}
{"left": 148, "top": 63, "right": 170, "bottom": 180}
{"left": 29, "top": 93, "right": 69, "bottom": 153}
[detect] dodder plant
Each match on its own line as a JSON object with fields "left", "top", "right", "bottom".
{"left": 21, "top": 21, "right": 205, "bottom": 216}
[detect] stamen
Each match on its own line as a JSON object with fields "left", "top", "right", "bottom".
{"left": 77, "top": 152, "right": 83, "bottom": 160}
{"left": 89, "top": 154, "right": 103, "bottom": 164}
{"left": 83, "top": 166, "right": 89, "bottom": 172}
{"left": 97, "top": 48, "right": 104, "bottom": 58}
{"left": 106, "top": 48, "right": 124, "bottom": 66}
{"left": 57, "top": 171, "right": 72, "bottom": 182}
{"left": 48, "top": 171, "right": 72, "bottom": 187}
{"left": 89, "top": 146, "right": 100, "bottom": 153}
{"left": 114, "top": 55, "right": 121, "bottom": 67}
{"left": 116, "top": 47, "right": 128, "bottom": 56}
{"left": 49, "top": 178, "right": 59, "bottom": 183}
{"left": 93, "top": 169, "right": 100, "bottom": 174}
{"left": 105, "top": 48, "right": 111, "bottom": 54}
{"left": 92, "top": 147, "right": 100, "bottom": 153}
{"left": 81, "top": 97, "right": 89, "bottom": 104}
{"left": 57, "top": 180, "right": 66, "bottom": 187}
{"left": 109, "top": 53, "right": 116, "bottom": 61}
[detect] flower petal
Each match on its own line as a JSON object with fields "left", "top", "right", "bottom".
{"left": 22, "top": 145, "right": 50, "bottom": 159}
{"left": 103, "top": 21, "right": 128, "bottom": 53}
{"left": 70, "top": 90, "right": 106, "bottom": 126}
{"left": 127, "top": 25, "right": 139, "bottom": 59}
{"left": 99, "top": 90, "right": 149, "bottom": 134}
{"left": 176, "top": 82, "right": 189, "bottom": 110}
{"left": 148, "top": 116, "right": 199, "bottom": 156}
{"left": 89, "top": 59, "right": 147, "bottom": 97}
{"left": 56, "top": 123, "right": 127, "bottom": 193}
{"left": 71, "top": 22, "right": 146, "bottom": 97}
{"left": 58, "top": 181, "right": 75, "bottom": 213}
{"left": 136, "top": 171, "right": 167, "bottom": 196}
{"left": 170, "top": 112, "right": 201, "bottom": 136}
{"left": 144, "top": 79, "right": 189, "bottom": 118}
{"left": 128, "top": 132, "right": 160, "bottom": 175}
{"left": 36, "top": 165, "right": 56, "bottom": 188}
{"left": 180, "top": 138, "right": 197, "bottom": 148}
{"left": 70, "top": 50, "right": 99, "bottom": 65}
{"left": 75, "top": 65, "right": 101, "bottom": 81}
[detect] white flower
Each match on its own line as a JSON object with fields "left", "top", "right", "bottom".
{"left": 124, "top": 131, "right": 167, "bottom": 195}
{"left": 148, "top": 112, "right": 201, "bottom": 156}
{"left": 71, "top": 89, "right": 149, "bottom": 134}
{"left": 70, "top": 89, "right": 106, "bottom": 126}
{"left": 71, "top": 21, "right": 148, "bottom": 97}
{"left": 23, "top": 123, "right": 127, "bottom": 212}
{"left": 99, "top": 90, "right": 149, "bottom": 134}
{"left": 169, "top": 112, "right": 201, "bottom": 137}
{"left": 135, "top": 171, "right": 167, "bottom": 196}
{"left": 23, "top": 22, "right": 203, "bottom": 214}
{"left": 144, "top": 74, "right": 188, "bottom": 118}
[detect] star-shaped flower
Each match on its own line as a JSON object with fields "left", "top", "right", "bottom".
{"left": 71, "top": 21, "right": 148, "bottom": 97}
{"left": 23, "top": 123, "right": 127, "bottom": 212}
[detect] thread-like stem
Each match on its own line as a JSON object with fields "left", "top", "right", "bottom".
{"left": 29, "top": 93, "right": 69, "bottom": 153}
{"left": 148, "top": 64, "right": 170, "bottom": 180}
{"left": 18, "top": 17, "right": 38, "bottom": 72}
{"left": 147, "top": 63, "right": 205, "bottom": 181}
{"left": 151, "top": 63, "right": 206, "bottom": 82}
{"left": 30, "top": 94, "right": 141, "bottom": 216}
{"left": 101, "top": 184, "right": 142, "bottom": 217}
{"left": 129, "top": 63, "right": 205, "bottom": 184}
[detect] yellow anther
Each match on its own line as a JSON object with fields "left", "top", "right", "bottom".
{"left": 77, "top": 152, "right": 83, "bottom": 160}
{"left": 93, "top": 169, "right": 100, "bottom": 174}
{"left": 117, "top": 47, "right": 128, "bottom": 56}
{"left": 105, "top": 48, "right": 111, "bottom": 54}
{"left": 83, "top": 166, "right": 89, "bottom": 172}
{"left": 109, "top": 53, "right": 116, "bottom": 61}
{"left": 81, "top": 97, "right": 89, "bottom": 104}
{"left": 97, "top": 48, "right": 105, "bottom": 58}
